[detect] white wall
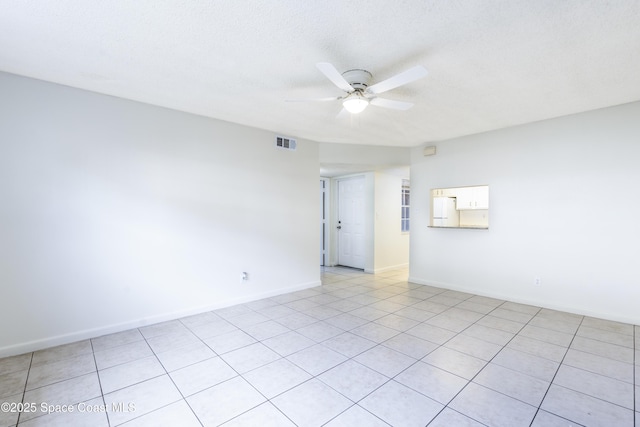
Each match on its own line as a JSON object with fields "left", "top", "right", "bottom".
{"left": 410, "top": 101, "right": 640, "bottom": 324}
{"left": 319, "top": 142, "right": 410, "bottom": 169}
{"left": 374, "top": 170, "right": 410, "bottom": 272}
{"left": 0, "top": 72, "right": 320, "bottom": 357}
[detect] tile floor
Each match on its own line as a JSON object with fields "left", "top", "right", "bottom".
{"left": 1, "top": 267, "right": 638, "bottom": 426}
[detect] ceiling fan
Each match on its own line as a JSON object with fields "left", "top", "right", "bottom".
{"left": 288, "top": 62, "right": 428, "bottom": 115}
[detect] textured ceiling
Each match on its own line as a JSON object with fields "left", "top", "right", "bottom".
{"left": 1, "top": 1, "right": 639, "bottom": 147}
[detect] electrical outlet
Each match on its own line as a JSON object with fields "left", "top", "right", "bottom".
{"left": 534, "top": 277, "right": 541, "bottom": 286}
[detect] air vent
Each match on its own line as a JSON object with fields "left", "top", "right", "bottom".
{"left": 275, "top": 135, "right": 297, "bottom": 151}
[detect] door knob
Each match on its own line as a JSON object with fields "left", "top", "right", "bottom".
{"left": 337, "top": 225, "right": 342, "bottom": 230}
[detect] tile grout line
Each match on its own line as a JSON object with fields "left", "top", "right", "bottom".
{"left": 257, "top": 283, "right": 382, "bottom": 425}
{"left": 309, "top": 272, "right": 421, "bottom": 426}
{"left": 527, "top": 315, "right": 585, "bottom": 427}
{"left": 173, "top": 300, "right": 302, "bottom": 426}
{"left": 425, "top": 299, "right": 624, "bottom": 424}
{"left": 139, "top": 326, "right": 206, "bottom": 427}
{"left": 15, "top": 352, "right": 34, "bottom": 426}
{"left": 198, "top": 336, "right": 299, "bottom": 427}
{"left": 308, "top": 278, "right": 506, "bottom": 426}
{"left": 89, "top": 339, "right": 111, "bottom": 427}
{"left": 320, "top": 279, "right": 565, "bottom": 425}
{"left": 95, "top": 326, "right": 204, "bottom": 427}
{"left": 419, "top": 292, "right": 637, "bottom": 424}
{"left": 271, "top": 271, "right": 416, "bottom": 424}
{"left": 324, "top": 274, "right": 504, "bottom": 424}
{"left": 423, "top": 299, "right": 543, "bottom": 426}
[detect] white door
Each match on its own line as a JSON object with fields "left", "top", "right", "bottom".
{"left": 337, "top": 176, "right": 365, "bottom": 269}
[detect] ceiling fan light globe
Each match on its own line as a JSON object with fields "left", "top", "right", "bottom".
{"left": 343, "top": 98, "right": 369, "bottom": 114}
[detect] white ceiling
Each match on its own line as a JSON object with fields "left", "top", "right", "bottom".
{"left": 2, "top": 1, "right": 639, "bottom": 147}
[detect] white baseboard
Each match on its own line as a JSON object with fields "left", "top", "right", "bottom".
{"left": 0, "top": 280, "right": 321, "bottom": 358}
{"left": 372, "top": 263, "right": 409, "bottom": 274}
{"left": 408, "top": 276, "right": 640, "bottom": 326}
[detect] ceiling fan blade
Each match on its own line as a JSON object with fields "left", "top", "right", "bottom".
{"left": 285, "top": 96, "right": 341, "bottom": 102}
{"left": 316, "top": 62, "right": 354, "bottom": 92}
{"left": 370, "top": 97, "right": 414, "bottom": 110}
{"left": 366, "top": 65, "right": 428, "bottom": 95}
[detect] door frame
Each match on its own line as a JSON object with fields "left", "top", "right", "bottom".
{"left": 320, "top": 178, "right": 330, "bottom": 266}
{"left": 329, "top": 173, "right": 375, "bottom": 272}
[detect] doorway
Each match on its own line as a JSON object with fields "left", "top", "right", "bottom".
{"left": 337, "top": 176, "right": 365, "bottom": 269}
{"left": 320, "top": 179, "right": 328, "bottom": 266}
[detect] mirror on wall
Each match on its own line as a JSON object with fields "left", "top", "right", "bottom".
{"left": 430, "top": 185, "right": 489, "bottom": 229}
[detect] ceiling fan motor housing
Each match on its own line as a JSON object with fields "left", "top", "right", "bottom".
{"left": 342, "top": 69, "right": 372, "bottom": 91}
